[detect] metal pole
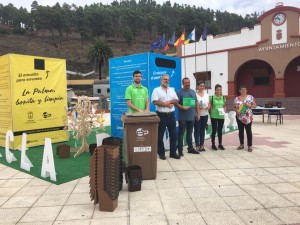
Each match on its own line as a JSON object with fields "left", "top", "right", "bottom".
{"left": 184, "top": 44, "right": 186, "bottom": 78}
{"left": 206, "top": 38, "right": 208, "bottom": 93}
{"left": 195, "top": 40, "right": 197, "bottom": 73}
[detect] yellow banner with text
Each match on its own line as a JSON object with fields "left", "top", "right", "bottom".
{"left": 0, "top": 54, "right": 68, "bottom": 149}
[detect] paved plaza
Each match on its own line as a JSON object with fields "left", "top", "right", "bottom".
{"left": 1, "top": 115, "right": 300, "bottom": 225}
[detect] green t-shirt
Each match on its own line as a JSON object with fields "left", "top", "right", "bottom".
{"left": 210, "top": 95, "right": 226, "bottom": 119}
{"left": 125, "top": 84, "right": 148, "bottom": 113}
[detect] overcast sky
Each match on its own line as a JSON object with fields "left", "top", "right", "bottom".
{"left": 2, "top": 0, "right": 300, "bottom": 16}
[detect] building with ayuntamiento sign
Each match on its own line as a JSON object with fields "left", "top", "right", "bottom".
{"left": 179, "top": 2, "right": 300, "bottom": 99}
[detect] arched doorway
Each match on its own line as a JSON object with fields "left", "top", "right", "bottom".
{"left": 235, "top": 60, "right": 275, "bottom": 97}
{"left": 284, "top": 56, "right": 300, "bottom": 97}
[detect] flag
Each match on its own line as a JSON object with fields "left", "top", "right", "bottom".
{"left": 184, "top": 28, "right": 195, "bottom": 44}
{"left": 174, "top": 32, "right": 185, "bottom": 48}
{"left": 184, "top": 39, "right": 190, "bottom": 44}
{"left": 201, "top": 26, "right": 207, "bottom": 41}
{"left": 164, "top": 44, "right": 169, "bottom": 51}
{"left": 164, "top": 32, "right": 175, "bottom": 50}
{"left": 168, "top": 32, "right": 175, "bottom": 45}
{"left": 151, "top": 34, "right": 165, "bottom": 50}
{"left": 187, "top": 28, "right": 196, "bottom": 41}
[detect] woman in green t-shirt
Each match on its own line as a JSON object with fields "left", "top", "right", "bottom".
{"left": 209, "top": 84, "right": 226, "bottom": 150}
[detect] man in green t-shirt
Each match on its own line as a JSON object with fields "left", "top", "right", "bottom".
{"left": 125, "top": 70, "right": 149, "bottom": 113}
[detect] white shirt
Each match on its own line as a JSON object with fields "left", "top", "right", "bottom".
{"left": 196, "top": 91, "right": 209, "bottom": 116}
{"left": 151, "top": 86, "right": 178, "bottom": 113}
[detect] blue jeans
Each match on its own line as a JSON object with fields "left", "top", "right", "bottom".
{"left": 178, "top": 120, "right": 194, "bottom": 151}
{"left": 194, "top": 115, "right": 208, "bottom": 147}
{"left": 156, "top": 112, "right": 177, "bottom": 156}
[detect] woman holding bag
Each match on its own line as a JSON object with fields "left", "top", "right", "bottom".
{"left": 234, "top": 85, "right": 256, "bottom": 152}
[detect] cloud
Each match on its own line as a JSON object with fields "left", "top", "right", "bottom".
{"left": 167, "top": 0, "right": 299, "bottom": 16}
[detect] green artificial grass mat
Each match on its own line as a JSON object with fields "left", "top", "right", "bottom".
{"left": 0, "top": 125, "right": 236, "bottom": 185}
{"left": 0, "top": 127, "right": 111, "bottom": 185}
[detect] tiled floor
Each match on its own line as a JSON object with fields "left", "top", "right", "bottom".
{"left": 1, "top": 115, "right": 300, "bottom": 225}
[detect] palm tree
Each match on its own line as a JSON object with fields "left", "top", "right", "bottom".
{"left": 87, "top": 38, "right": 113, "bottom": 80}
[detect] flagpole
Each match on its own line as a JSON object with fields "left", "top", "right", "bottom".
{"left": 205, "top": 38, "right": 208, "bottom": 72}
{"left": 184, "top": 44, "right": 186, "bottom": 78}
{"left": 194, "top": 40, "right": 197, "bottom": 73}
{"left": 194, "top": 27, "right": 197, "bottom": 74}
{"left": 184, "top": 29, "right": 186, "bottom": 78}
{"left": 206, "top": 39, "right": 208, "bottom": 93}
{"left": 205, "top": 25, "right": 208, "bottom": 93}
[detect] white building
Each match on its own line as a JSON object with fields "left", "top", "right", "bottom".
{"left": 179, "top": 3, "right": 300, "bottom": 99}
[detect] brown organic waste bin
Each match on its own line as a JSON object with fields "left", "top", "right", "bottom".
{"left": 122, "top": 112, "right": 160, "bottom": 179}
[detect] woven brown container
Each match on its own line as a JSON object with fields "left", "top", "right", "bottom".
{"left": 89, "top": 145, "right": 120, "bottom": 212}
{"left": 102, "top": 137, "right": 123, "bottom": 191}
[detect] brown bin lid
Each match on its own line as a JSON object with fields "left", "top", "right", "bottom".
{"left": 122, "top": 112, "right": 160, "bottom": 123}
{"left": 125, "top": 112, "right": 157, "bottom": 117}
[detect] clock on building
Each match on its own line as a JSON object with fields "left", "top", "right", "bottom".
{"left": 273, "top": 12, "right": 286, "bottom": 26}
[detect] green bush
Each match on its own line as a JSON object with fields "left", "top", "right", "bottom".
{"left": 13, "top": 27, "right": 26, "bottom": 35}
{"left": 0, "top": 28, "right": 10, "bottom": 35}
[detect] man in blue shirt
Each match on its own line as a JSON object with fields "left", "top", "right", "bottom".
{"left": 176, "top": 78, "right": 200, "bottom": 156}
